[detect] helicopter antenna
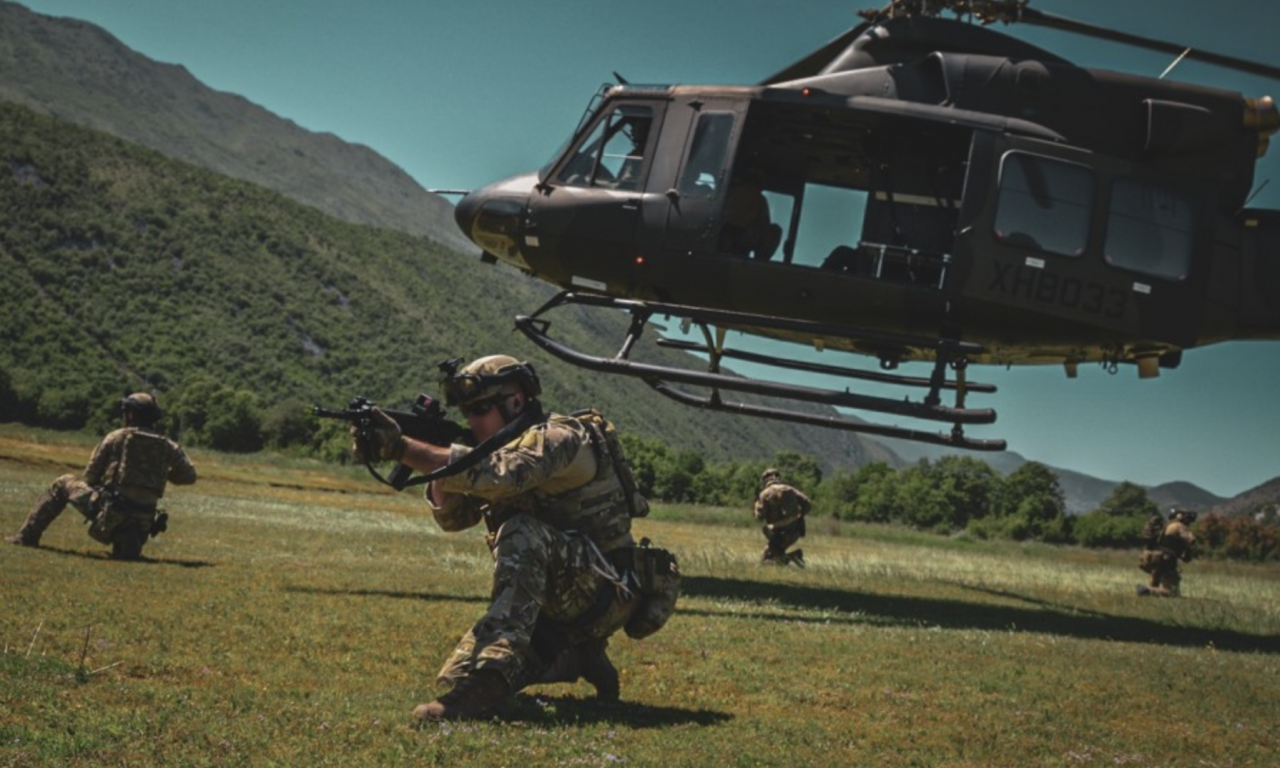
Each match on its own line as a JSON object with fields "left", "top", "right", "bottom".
{"left": 1158, "top": 48, "right": 1192, "bottom": 80}
{"left": 1017, "top": 7, "right": 1280, "bottom": 81}
{"left": 1242, "top": 178, "right": 1271, "bottom": 210}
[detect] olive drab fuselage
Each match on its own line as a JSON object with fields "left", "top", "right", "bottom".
{"left": 456, "top": 15, "right": 1280, "bottom": 366}
{"left": 452, "top": 9, "right": 1280, "bottom": 449}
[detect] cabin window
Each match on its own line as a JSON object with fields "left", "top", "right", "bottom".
{"left": 1104, "top": 179, "right": 1193, "bottom": 281}
{"left": 792, "top": 184, "right": 866, "bottom": 268}
{"left": 677, "top": 112, "right": 735, "bottom": 198}
{"left": 993, "top": 152, "right": 1094, "bottom": 258}
{"left": 556, "top": 104, "right": 654, "bottom": 190}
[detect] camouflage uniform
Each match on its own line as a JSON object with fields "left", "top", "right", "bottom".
{"left": 754, "top": 470, "right": 811, "bottom": 566}
{"left": 1138, "top": 511, "right": 1197, "bottom": 597}
{"left": 427, "top": 412, "right": 636, "bottom": 693}
{"left": 8, "top": 424, "right": 196, "bottom": 559}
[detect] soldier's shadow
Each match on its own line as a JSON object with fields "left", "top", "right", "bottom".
{"left": 503, "top": 693, "right": 731, "bottom": 728}
{"left": 680, "top": 574, "right": 1280, "bottom": 654}
{"left": 34, "top": 545, "right": 214, "bottom": 569}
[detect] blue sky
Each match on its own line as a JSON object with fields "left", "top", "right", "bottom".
{"left": 15, "top": 0, "right": 1280, "bottom": 498}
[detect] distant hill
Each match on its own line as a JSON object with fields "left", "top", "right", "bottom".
{"left": 0, "top": 0, "right": 473, "bottom": 254}
{"left": 882, "top": 438, "right": 1227, "bottom": 514}
{"left": 1148, "top": 482, "right": 1228, "bottom": 513}
{"left": 1209, "top": 477, "right": 1280, "bottom": 518}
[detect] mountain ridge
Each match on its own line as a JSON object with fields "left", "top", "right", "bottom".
{"left": 0, "top": 0, "right": 474, "bottom": 254}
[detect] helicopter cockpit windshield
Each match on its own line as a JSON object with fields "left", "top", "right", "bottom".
{"left": 555, "top": 104, "right": 655, "bottom": 191}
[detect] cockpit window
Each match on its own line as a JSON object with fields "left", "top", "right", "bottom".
{"left": 677, "top": 112, "right": 735, "bottom": 198}
{"left": 993, "top": 152, "right": 1094, "bottom": 257}
{"left": 1104, "top": 179, "right": 1193, "bottom": 281}
{"left": 555, "top": 104, "right": 654, "bottom": 191}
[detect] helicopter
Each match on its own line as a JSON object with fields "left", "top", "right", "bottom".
{"left": 445, "top": 0, "right": 1280, "bottom": 452}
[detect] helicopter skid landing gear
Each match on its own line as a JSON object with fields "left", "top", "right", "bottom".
{"left": 514, "top": 291, "right": 1006, "bottom": 451}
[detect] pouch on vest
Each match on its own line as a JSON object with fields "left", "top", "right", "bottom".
{"left": 623, "top": 538, "right": 680, "bottom": 640}
{"left": 88, "top": 492, "right": 155, "bottom": 544}
{"left": 573, "top": 408, "right": 649, "bottom": 518}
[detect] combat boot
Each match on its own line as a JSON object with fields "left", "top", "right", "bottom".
{"left": 412, "top": 669, "right": 511, "bottom": 722}
{"left": 4, "top": 534, "right": 37, "bottom": 547}
{"left": 577, "top": 639, "right": 620, "bottom": 702}
{"left": 787, "top": 549, "right": 806, "bottom": 568}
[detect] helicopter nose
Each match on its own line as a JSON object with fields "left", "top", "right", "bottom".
{"left": 453, "top": 175, "right": 537, "bottom": 266}
{"left": 454, "top": 188, "right": 483, "bottom": 241}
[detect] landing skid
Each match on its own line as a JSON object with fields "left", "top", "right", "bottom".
{"left": 515, "top": 291, "right": 1007, "bottom": 451}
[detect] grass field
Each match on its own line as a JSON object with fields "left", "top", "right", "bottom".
{"left": 2, "top": 424, "right": 1278, "bottom": 767}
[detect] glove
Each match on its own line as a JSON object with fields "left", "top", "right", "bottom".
{"left": 351, "top": 407, "right": 405, "bottom": 462}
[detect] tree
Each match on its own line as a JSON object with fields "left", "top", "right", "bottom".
{"left": 986, "top": 462, "right": 1070, "bottom": 542}
{"left": 935, "top": 455, "right": 999, "bottom": 527}
{"left": 1074, "top": 481, "right": 1157, "bottom": 548}
{"left": 1094, "top": 481, "right": 1159, "bottom": 518}
{"left": 168, "top": 376, "right": 263, "bottom": 452}
{"left": 814, "top": 467, "right": 862, "bottom": 520}
{"left": 0, "top": 368, "right": 18, "bottom": 422}
{"left": 850, "top": 462, "right": 900, "bottom": 523}
{"left": 260, "top": 398, "right": 316, "bottom": 449}
{"left": 770, "top": 451, "right": 822, "bottom": 491}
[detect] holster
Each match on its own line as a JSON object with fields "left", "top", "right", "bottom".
{"left": 620, "top": 539, "right": 681, "bottom": 640}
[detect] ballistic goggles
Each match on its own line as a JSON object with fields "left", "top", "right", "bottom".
{"left": 438, "top": 359, "right": 540, "bottom": 407}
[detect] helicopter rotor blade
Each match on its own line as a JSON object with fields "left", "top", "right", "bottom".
{"left": 1019, "top": 8, "right": 1280, "bottom": 82}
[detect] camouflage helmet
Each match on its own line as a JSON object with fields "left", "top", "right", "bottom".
{"left": 440, "top": 354, "right": 541, "bottom": 407}
{"left": 761, "top": 467, "right": 781, "bottom": 485}
{"left": 1171, "top": 508, "right": 1199, "bottom": 524}
{"left": 121, "top": 392, "right": 162, "bottom": 424}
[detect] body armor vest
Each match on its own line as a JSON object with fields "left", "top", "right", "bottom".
{"left": 526, "top": 414, "right": 634, "bottom": 552}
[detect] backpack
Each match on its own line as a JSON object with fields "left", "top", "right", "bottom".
{"left": 1141, "top": 514, "right": 1166, "bottom": 548}
{"left": 573, "top": 408, "right": 649, "bottom": 519}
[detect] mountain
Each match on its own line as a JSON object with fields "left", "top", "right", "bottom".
{"left": 1148, "top": 482, "right": 1228, "bottom": 513}
{"left": 1209, "top": 477, "right": 1280, "bottom": 518}
{"left": 882, "top": 439, "right": 1226, "bottom": 514}
{"left": 0, "top": 0, "right": 473, "bottom": 255}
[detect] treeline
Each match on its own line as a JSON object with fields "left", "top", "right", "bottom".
{"left": 6, "top": 381, "right": 1275, "bottom": 562}
{"left": 618, "top": 435, "right": 1279, "bottom": 563}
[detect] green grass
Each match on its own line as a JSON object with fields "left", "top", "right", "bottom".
{"left": 2, "top": 425, "right": 1278, "bottom": 767}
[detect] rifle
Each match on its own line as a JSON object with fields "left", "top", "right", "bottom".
{"left": 313, "top": 394, "right": 468, "bottom": 490}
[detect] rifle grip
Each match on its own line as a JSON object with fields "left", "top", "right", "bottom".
{"left": 387, "top": 462, "right": 414, "bottom": 491}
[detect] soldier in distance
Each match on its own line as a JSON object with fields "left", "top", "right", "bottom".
{"left": 753, "top": 468, "right": 811, "bottom": 567}
{"left": 1137, "top": 508, "right": 1199, "bottom": 597}
{"left": 5, "top": 393, "right": 197, "bottom": 560}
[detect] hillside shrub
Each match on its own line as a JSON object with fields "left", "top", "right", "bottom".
{"left": 1195, "top": 513, "right": 1280, "bottom": 562}
{"left": 1073, "top": 511, "right": 1146, "bottom": 548}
